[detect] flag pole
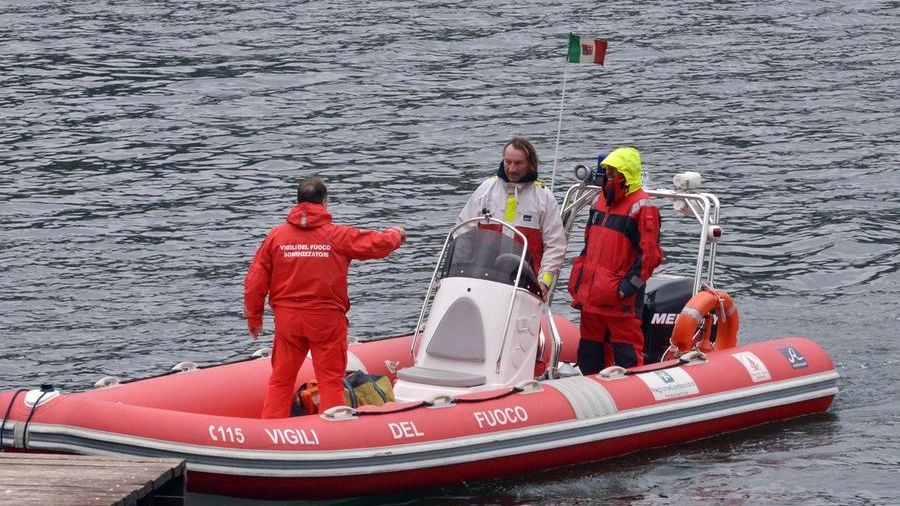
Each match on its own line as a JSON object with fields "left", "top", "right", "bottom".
{"left": 549, "top": 59, "right": 570, "bottom": 194}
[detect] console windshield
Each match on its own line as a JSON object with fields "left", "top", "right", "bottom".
{"left": 438, "top": 227, "right": 541, "bottom": 297}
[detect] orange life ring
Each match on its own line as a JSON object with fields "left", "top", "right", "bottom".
{"left": 664, "top": 289, "right": 739, "bottom": 360}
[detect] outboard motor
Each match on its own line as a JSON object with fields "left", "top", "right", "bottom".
{"left": 641, "top": 274, "right": 695, "bottom": 363}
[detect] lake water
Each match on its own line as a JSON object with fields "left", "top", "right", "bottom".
{"left": 1, "top": 0, "right": 898, "bottom": 505}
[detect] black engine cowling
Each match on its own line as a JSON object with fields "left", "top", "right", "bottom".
{"left": 641, "top": 275, "right": 696, "bottom": 364}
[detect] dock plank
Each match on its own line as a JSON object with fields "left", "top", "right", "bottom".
{"left": 0, "top": 453, "right": 186, "bottom": 506}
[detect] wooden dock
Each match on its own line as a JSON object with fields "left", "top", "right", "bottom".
{"left": 0, "top": 453, "right": 186, "bottom": 506}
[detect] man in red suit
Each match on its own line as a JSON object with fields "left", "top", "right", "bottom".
{"left": 244, "top": 177, "right": 406, "bottom": 418}
{"left": 568, "top": 147, "right": 663, "bottom": 373}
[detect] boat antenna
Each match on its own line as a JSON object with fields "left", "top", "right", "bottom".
{"left": 548, "top": 61, "right": 571, "bottom": 194}
{"left": 549, "top": 33, "right": 608, "bottom": 194}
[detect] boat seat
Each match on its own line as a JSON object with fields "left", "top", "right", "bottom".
{"left": 423, "top": 297, "right": 485, "bottom": 362}
{"left": 397, "top": 295, "right": 488, "bottom": 388}
{"left": 396, "top": 367, "right": 486, "bottom": 388}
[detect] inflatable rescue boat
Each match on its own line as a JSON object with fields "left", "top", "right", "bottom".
{"left": 0, "top": 170, "right": 838, "bottom": 500}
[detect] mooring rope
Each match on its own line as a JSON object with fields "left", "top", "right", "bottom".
{"left": 0, "top": 388, "right": 29, "bottom": 451}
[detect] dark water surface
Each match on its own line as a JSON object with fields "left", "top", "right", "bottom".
{"left": 2, "top": 1, "right": 898, "bottom": 505}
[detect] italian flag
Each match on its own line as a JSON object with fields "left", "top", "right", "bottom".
{"left": 567, "top": 33, "right": 607, "bottom": 65}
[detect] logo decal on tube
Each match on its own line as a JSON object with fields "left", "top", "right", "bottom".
{"left": 779, "top": 347, "right": 809, "bottom": 369}
{"left": 638, "top": 368, "right": 699, "bottom": 400}
{"left": 732, "top": 351, "right": 771, "bottom": 382}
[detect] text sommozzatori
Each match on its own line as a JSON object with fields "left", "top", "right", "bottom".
{"left": 280, "top": 243, "right": 331, "bottom": 258}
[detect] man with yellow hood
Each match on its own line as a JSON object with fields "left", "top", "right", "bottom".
{"left": 567, "top": 147, "right": 663, "bottom": 372}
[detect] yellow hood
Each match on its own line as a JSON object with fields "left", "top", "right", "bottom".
{"left": 601, "top": 147, "right": 642, "bottom": 194}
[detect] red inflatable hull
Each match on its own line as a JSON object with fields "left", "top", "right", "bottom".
{"left": 0, "top": 324, "right": 837, "bottom": 500}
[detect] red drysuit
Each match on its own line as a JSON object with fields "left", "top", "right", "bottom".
{"left": 568, "top": 148, "right": 662, "bottom": 371}
{"left": 244, "top": 202, "right": 403, "bottom": 418}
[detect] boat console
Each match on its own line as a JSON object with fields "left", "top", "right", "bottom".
{"left": 392, "top": 219, "right": 545, "bottom": 402}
